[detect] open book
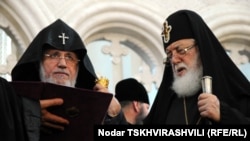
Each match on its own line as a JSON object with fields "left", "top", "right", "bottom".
{"left": 10, "top": 81, "right": 113, "bottom": 141}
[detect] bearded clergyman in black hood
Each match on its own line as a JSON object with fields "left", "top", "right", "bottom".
{"left": 144, "top": 10, "right": 250, "bottom": 125}
{"left": 10, "top": 19, "right": 126, "bottom": 141}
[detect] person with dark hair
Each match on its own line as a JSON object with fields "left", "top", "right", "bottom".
{"left": 11, "top": 19, "right": 123, "bottom": 141}
{"left": 115, "top": 78, "right": 150, "bottom": 125}
{"left": 144, "top": 10, "right": 250, "bottom": 125}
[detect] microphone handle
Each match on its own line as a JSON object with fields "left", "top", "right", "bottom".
{"left": 201, "top": 76, "right": 213, "bottom": 125}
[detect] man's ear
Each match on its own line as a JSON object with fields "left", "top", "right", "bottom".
{"left": 132, "top": 101, "right": 141, "bottom": 112}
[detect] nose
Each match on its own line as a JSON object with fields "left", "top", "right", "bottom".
{"left": 171, "top": 52, "right": 181, "bottom": 64}
{"left": 57, "top": 57, "right": 67, "bottom": 67}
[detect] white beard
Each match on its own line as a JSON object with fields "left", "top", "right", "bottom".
{"left": 171, "top": 56, "right": 203, "bottom": 97}
{"left": 39, "top": 63, "right": 77, "bottom": 88}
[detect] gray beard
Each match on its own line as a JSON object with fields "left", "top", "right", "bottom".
{"left": 171, "top": 67, "right": 202, "bottom": 97}
{"left": 39, "top": 63, "right": 77, "bottom": 88}
{"left": 171, "top": 59, "right": 203, "bottom": 97}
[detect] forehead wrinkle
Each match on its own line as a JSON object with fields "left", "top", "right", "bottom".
{"left": 167, "top": 39, "right": 196, "bottom": 51}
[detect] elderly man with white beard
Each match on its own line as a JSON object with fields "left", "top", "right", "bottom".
{"left": 144, "top": 10, "right": 250, "bottom": 125}
{"left": 10, "top": 19, "right": 124, "bottom": 141}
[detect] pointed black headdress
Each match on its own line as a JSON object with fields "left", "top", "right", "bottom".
{"left": 11, "top": 19, "right": 97, "bottom": 89}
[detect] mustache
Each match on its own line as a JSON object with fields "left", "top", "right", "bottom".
{"left": 52, "top": 69, "right": 70, "bottom": 75}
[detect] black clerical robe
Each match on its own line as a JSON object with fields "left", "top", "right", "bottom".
{"left": 165, "top": 90, "right": 205, "bottom": 125}
{"left": 0, "top": 77, "right": 28, "bottom": 141}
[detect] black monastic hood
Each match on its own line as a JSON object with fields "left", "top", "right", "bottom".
{"left": 11, "top": 19, "right": 97, "bottom": 89}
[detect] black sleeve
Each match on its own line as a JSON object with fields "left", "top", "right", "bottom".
{"left": 0, "top": 77, "right": 28, "bottom": 141}
{"left": 219, "top": 100, "right": 250, "bottom": 124}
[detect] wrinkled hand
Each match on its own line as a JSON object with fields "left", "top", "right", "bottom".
{"left": 93, "top": 83, "right": 121, "bottom": 117}
{"left": 40, "top": 98, "right": 69, "bottom": 131}
{"left": 198, "top": 93, "right": 220, "bottom": 122}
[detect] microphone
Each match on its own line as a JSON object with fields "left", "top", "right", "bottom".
{"left": 201, "top": 76, "right": 213, "bottom": 125}
{"left": 201, "top": 76, "right": 212, "bottom": 93}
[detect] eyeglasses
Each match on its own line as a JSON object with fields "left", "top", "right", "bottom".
{"left": 44, "top": 53, "right": 80, "bottom": 65}
{"left": 164, "top": 44, "right": 196, "bottom": 64}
